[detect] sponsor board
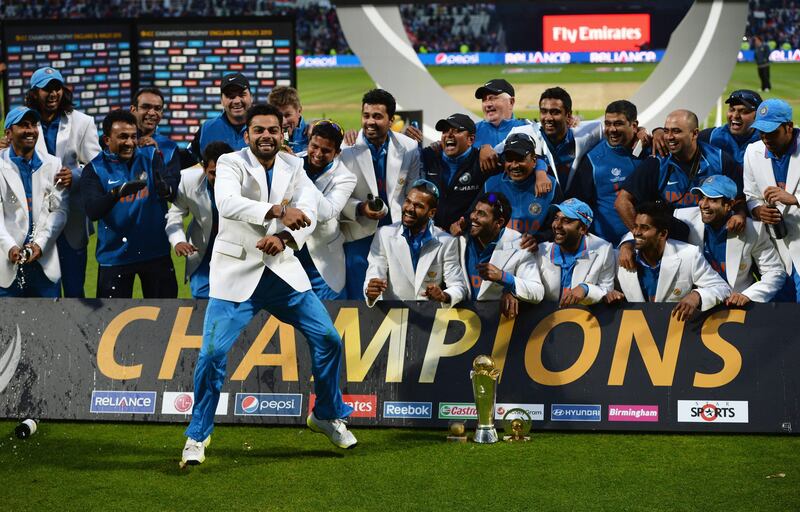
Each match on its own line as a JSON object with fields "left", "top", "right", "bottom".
{"left": 383, "top": 401, "right": 432, "bottom": 419}
{"left": 550, "top": 404, "right": 602, "bottom": 422}
{"left": 433, "top": 52, "right": 480, "bottom": 65}
{"left": 495, "top": 403, "right": 544, "bottom": 421}
{"left": 235, "top": 393, "right": 303, "bottom": 416}
{"left": 161, "top": 391, "right": 229, "bottom": 416}
{"left": 608, "top": 405, "right": 659, "bottom": 422}
{"left": 309, "top": 394, "right": 377, "bottom": 418}
{"left": 677, "top": 400, "right": 749, "bottom": 424}
{"left": 295, "top": 55, "right": 338, "bottom": 68}
{"left": 589, "top": 51, "right": 658, "bottom": 63}
{"left": 543, "top": 14, "right": 650, "bottom": 52}
{"left": 90, "top": 390, "right": 157, "bottom": 414}
{"left": 438, "top": 402, "right": 477, "bottom": 419}
{"left": 504, "top": 51, "right": 571, "bottom": 65}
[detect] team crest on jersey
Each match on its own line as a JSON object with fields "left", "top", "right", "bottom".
{"left": 427, "top": 271, "right": 437, "bottom": 279}
{"left": 673, "top": 288, "right": 682, "bottom": 296}
{"left": 529, "top": 202, "right": 542, "bottom": 215}
{"left": 459, "top": 174, "right": 471, "bottom": 185}
{"left": 611, "top": 167, "right": 622, "bottom": 177}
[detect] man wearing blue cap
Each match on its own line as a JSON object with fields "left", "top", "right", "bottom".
{"left": 688, "top": 175, "right": 785, "bottom": 305}
{"left": 537, "top": 198, "right": 615, "bottom": 306}
{"left": 24, "top": 66, "right": 101, "bottom": 298}
{"left": 608, "top": 201, "right": 730, "bottom": 321}
{"left": 0, "top": 107, "right": 68, "bottom": 297}
{"left": 743, "top": 98, "right": 800, "bottom": 301}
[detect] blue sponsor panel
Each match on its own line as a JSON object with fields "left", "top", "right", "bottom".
{"left": 234, "top": 393, "right": 303, "bottom": 417}
{"left": 738, "top": 49, "right": 800, "bottom": 62}
{"left": 550, "top": 404, "right": 602, "bottom": 422}
{"left": 383, "top": 401, "right": 432, "bottom": 419}
{"left": 90, "top": 390, "right": 157, "bottom": 414}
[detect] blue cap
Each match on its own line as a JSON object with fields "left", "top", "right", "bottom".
{"left": 30, "top": 66, "right": 64, "bottom": 89}
{"left": 4, "top": 107, "right": 40, "bottom": 130}
{"left": 551, "top": 198, "right": 593, "bottom": 227}
{"left": 690, "top": 175, "right": 737, "bottom": 200}
{"left": 751, "top": 99, "right": 793, "bottom": 133}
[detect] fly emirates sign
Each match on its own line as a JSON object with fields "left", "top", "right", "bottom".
{"left": 543, "top": 14, "right": 650, "bottom": 53}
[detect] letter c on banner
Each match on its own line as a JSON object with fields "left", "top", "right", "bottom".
{"left": 97, "top": 306, "right": 160, "bottom": 380}
{"left": 524, "top": 309, "right": 601, "bottom": 385}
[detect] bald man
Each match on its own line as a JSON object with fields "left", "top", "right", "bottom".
{"left": 615, "top": 109, "right": 745, "bottom": 245}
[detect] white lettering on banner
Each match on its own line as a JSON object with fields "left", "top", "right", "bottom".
{"left": 504, "top": 52, "right": 571, "bottom": 64}
{"left": 553, "top": 26, "right": 643, "bottom": 44}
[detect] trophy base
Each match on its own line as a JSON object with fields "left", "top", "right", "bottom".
{"left": 503, "top": 435, "right": 530, "bottom": 442}
{"left": 472, "top": 427, "right": 498, "bottom": 444}
{"left": 447, "top": 435, "right": 468, "bottom": 443}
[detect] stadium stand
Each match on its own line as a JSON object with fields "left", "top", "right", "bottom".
{"left": 746, "top": 0, "right": 800, "bottom": 50}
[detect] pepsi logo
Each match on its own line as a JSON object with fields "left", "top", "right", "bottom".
{"left": 241, "top": 395, "right": 260, "bottom": 414}
{"left": 435, "top": 53, "right": 448, "bottom": 64}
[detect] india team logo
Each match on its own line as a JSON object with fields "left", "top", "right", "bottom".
{"left": 529, "top": 202, "right": 542, "bottom": 215}
{"left": 241, "top": 395, "right": 260, "bottom": 414}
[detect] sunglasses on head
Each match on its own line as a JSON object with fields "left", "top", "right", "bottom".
{"left": 410, "top": 178, "right": 440, "bottom": 199}
{"left": 312, "top": 119, "right": 344, "bottom": 136}
{"left": 729, "top": 91, "right": 760, "bottom": 107}
{"left": 485, "top": 192, "right": 506, "bottom": 218}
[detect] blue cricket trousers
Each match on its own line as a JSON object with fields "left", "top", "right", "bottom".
{"left": 185, "top": 266, "right": 353, "bottom": 442}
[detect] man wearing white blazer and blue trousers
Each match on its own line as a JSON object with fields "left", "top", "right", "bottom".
{"left": 181, "top": 105, "right": 355, "bottom": 466}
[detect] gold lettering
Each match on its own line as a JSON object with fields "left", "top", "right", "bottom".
{"left": 491, "top": 315, "right": 516, "bottom": 382}
{"left": 97, "top": 307, "right": 160, "bottom": 379}
{"left": 608, "top": 310, "right": 684, "bottom": 386}
{"left": 693, "top": 310, "right": 745, "bottom": 388}
{"left": 419, "top": 308, "right": 481, "bottom": 383}
{"left": 525, "top": 309, "right": 600, "bottom": 386}
{"left": 230, "top": 317, "right": 298, "bottom": 381}
{"left": 158, "top": 307, "right": 202, "bottom": 380}
{"left": 335, "top": 307, "right": 408, "bottom": 382}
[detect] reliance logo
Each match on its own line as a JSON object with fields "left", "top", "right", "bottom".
{"left": 550, "top": 404, "right": 601, "bottom": 422}
{"left": 90, "top": 390, "right": 157, "bottom": 414}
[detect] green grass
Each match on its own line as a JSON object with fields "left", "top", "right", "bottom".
{"left": 0, "top": 420, "right": 798, "bottom": 510}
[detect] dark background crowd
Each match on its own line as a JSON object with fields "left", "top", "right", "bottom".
{"left": 0, "top": 1, "right": 795, "bottom": 55}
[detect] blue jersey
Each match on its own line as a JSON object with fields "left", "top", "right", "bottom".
{"left": 89, "top": 147, "right": 171, "bottom": 266}
{"left": 484, "top": 171, "right": 558, "bottom": 236}
{"left": 705, "top": 125, "right": 760, "bottom": 165}
{"left": 190, "top": 113, "right": 247, "bottom": 163}
{"left": 287, "top": 116, "right": 309, "bottom": 154}
{"left": 570, "top": 141, "right": 644, "bottom": 246}
{"left": 623, "top": 141, "right": 742, "bottom": 208}
{"left": 153, "top": 132, "right": 179, "bottom": 168}
{"left": 474, "top": 117, "right": 527, "bottom": 149}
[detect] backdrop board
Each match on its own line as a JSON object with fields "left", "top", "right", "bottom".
{"left": 137, "top": 19, "right": 296, "bottom": 146}
{"left": 0, "top": 299, "right": 798, "bottom": 434}
{"left": 2, "top": 22, "right": 134, "bottom": 131}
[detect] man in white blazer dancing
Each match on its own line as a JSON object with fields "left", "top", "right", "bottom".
{"left": 181, "top": 105, "right": 355, "bottom": 466}
{"left": 608, "top": 201, "right": 731, "bottom": 320}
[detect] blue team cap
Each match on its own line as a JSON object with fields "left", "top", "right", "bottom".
{"left": 30, "top": 66, "right": 65, "bottom": 89}
{"left": 690, "top": 175, "right": 737, "bottom": 200}
{"left": 751, "top": 99, "right": 793, "bottom": 133}
{"left": 551, "top": 198, "right": 593, "bottom": 227}
{"left": 4, "top": 107, "right": 41, "bottom": 130}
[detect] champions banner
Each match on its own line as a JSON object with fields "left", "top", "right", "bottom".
{"left": 0, "top": 299, "right": 798, "bottom": 433}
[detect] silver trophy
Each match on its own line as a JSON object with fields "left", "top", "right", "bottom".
{"left": 471, "top": 354, "right": 500, "bottom": 444}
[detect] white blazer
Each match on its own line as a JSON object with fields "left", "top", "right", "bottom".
{"left": 617, "top": 239, "right": 731, "bottom": 310}
{"left": 684, "top": 209, "right": 786, "bottom": 302}
{"left": 165, "top": 165, "right": 214, "bottom": 282}
{"left": 743, "top": 138, "right": 800, "bottom": 274}
{"left": 339, "top": 130, "right": 420, "bottom": 242}
{"left": 457, "top": 228, "right": 544, "bottom": 302}
{"left": 494, "top": 120, "right": 603, "bottom": 191}
{"left": 305, "top": 158, "right": 357, "bottom": 293}
{"left": 208, "top": 148, "right": 318, "bottom": 302}
{"left": 0, "top": 149, "right": 68, "bottom": 287}
{"left": 364, "top": 222, "right": 467, "bottom": 307}
{"left": 34, "top": 110, "right": 101, "bottom": 249}
{"left": 537, "top": 233, "right": 616, "bottom": 304}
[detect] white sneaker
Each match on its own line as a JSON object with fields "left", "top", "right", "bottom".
{"left": 203, "top": 435, "right": 211, "bottom": 448}
{"left": 182, "top": 437, "right": 206, "bottom": 465}
{"left": 307, "top": 411, "right": 357, "bottom": 449}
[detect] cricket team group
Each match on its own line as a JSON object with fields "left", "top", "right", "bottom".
{"left": 0, "top": 65, "right": 797, "bottom": 464}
